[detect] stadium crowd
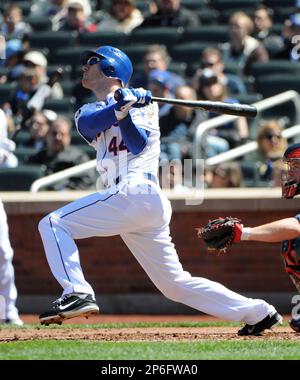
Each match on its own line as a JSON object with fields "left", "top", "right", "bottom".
{"left": 1, "top": 0, "right": 300, "bottom": 191}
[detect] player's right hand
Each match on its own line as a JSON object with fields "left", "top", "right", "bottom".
{"left": 114, "top": 88, "right": 152, "bottom": 120}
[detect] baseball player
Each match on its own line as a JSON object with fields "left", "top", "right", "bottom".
{"left": 38, "top": 46, "right": 281, "bottom": 335}
{"left": 232, "top": 143, "right": 300, "bottom": 332}
{"left": 198, "top": 143, "right": 300, "bottom": 333}
{"left": 0, "top": 109, "right": 22, "bottom": 325}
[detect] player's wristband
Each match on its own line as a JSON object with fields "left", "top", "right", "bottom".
{"left": 241, "top": 227, "right": 251, "bottom": 241}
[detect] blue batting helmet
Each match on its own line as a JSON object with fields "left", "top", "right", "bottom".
{"left": 80, "top": 46, "right": 133, "bottom": 87}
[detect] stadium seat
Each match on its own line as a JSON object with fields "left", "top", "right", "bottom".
{"left": 47, "top": 64, "right": 72, "bottom": 81}
{"left": 181, "top": 26, "right": 229, "bottom": 43}
{"left": 272, "top": 7, "right": 297, "bottom": 22}
{"left": 122, "top": 45, "right": 151, "bottom": 65}
{"left": 170, "top": 42, "right": 219, "bottom": 65}
{"left": 51, "top": 46, "right": 93, "bottom": 66}
{"left": 71, "top": 131, "right": 84, "bottom": 145}
{"left": 197, "top": 8, "right": 220, "bottom": 25}
{"left": 0, "top": 165, "right": 44, "bottom": 191}
{"left": 134, "top": 61, "right": 187, "bottom": 77}
{"left": 271, "top": 23, "right": 283, "bottom": 35}
{"left": 223, "top": 61, "right": 243, "bottom": 76}
{"left": 28, "top": 31, "right": 78, "bottom": 50}
{"left": 181, "top": 0, "right": 208, "bottom": 9}
{"left": 60, "top": 80, "right": 75, "bottom": 96}
{"left": 135, "top": 0, "right": 152, "bottom": 12}
{"left": 24, "top": 15, "right": 52, "bottom": 31}
{"left": 234, "top": 93, "right": 263, "bottom": 104}
{"left": 0, "top": 66, "right": 9, "bottom": 78}
{"left": 255, "top": 74, "right": 300, "bottom": 98}
{"left": 77, "top": 145, "right": 96, "bottom": 159}
{"left": 130, "top": 28, "right": 182, "bottom": 47}
{"left": 78, "top": 31, "right": 129, "bottom": 48}
{"left": 264, "top": 0, "right": 295, "bottom": 7}
{"left": 0, "top": 83, "right": 17, "bottom": 105}
{"left": 211, "top": 0, "right": 261, "bottom": 11}
{"left": 12, "top": 130, "right": 31, "bottom": 145}
{"left": 0, "top": 2, "right": 31, "bottom": 16}
{"left": 239, "top": 161, "right": 260, "bottom": 187}
{"left": 14, "top": 147, "right": 39, "bottom": 163}
{"left": 249, "top": 60, "right": 300, "bottom": 78}
{"left": 43, "top": 98, "right": 75, "bottom": 113}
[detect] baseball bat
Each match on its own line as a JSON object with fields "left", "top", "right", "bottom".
{"left": 114, "top": 89, "right": 257, "bottom": 118}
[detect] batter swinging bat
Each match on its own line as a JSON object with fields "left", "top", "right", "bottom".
{"left": 114, "top": 89, "right": 257, "bottom": 118}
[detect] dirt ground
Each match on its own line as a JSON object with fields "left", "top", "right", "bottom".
{"left": 0, "top": 315, "right": 299, "bottom": 342}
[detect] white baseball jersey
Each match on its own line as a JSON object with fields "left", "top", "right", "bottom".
{"left": 75, "top": 94, "right": 160, "bottom": 187}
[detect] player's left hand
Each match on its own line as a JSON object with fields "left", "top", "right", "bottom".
{"left": 114, "top": 88, "right": 152, "bottom": 120}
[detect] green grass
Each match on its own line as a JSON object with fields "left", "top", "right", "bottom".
{"left": 0, "top": 340, "right": 300, "bottom": 360}
{"left": 0, "top": 320, "right": 290, "bottom": 329}
{"left": 0, "top": 321, "right": 297, "bottom": 360}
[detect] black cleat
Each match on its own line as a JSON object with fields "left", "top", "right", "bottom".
{"left": 289, "top": 316, "right": 300, "bottom": 333}
{"left": 39, "top": 293, "right": 99, "bottom": 326}
{"left": 238, "top": 311, "right": 283, "bottom": 336}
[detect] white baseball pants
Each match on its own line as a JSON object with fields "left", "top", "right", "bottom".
{"left": 39, "top": 179, "right": 275, "bottom": 325}
{"left": 0, "top": 200, "right": 19, "bottom": 321}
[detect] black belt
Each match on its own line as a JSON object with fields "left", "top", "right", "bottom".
{"left": 115, "top": 173, "right": 157, "bottom": 185}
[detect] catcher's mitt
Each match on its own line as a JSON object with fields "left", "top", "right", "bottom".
{"left": 196, "top": 217, "right": 243, "bottom": 253}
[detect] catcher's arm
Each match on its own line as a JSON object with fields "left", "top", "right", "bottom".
{"left": 244, "top": 217, "right": 300, "bottom": 242}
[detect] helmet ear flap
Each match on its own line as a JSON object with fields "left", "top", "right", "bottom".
{"left": 99, "top": 59, "right": 115, "bottom": 76}
{"left": 99, "top": 58, "right": 123, "bottom": 85}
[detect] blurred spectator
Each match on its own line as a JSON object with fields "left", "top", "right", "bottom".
{"left": 139, "top": 0, "right": 199, "bottom": 28}
{"left": 23, "top": 50, "right": 63, "bottom": 99}
{"left": 196, "top": 68, "right": 248, "bottom": 152}
{"left": 21, "top": 110, "right": 57, "bottom": 151}
{"left": 9, "top": 67, "right": 42, "bottom": 117}
{"left": 148, "top": 69, "right": 174, "bottom": 117}
{"left": 247, "top": 120, "right": 287, "bottom": 185}
{"left": 31, "top": 0, "right": 68, "bottom": 31}
{"left": 205, "top": 162, "right": 244, "bottom": 188}
{"left": 0, "top": 108, "right": 18, "bottom": 168}
{"left": 275, "top": 14, "right": 300, "bottom": 60}
{"left": 58, "top": 1, "right": 97, "bottom": 33}
{"left": 253, "top": 5, "right": 282, "bottom": 50}
{"left": 26, "top": 116, "right": 95, "bottom": 190}
{"left": 159, "top": 85, "right": 205, "bottom": 161}
{"left": 221, "top": 11, "right": 269, "bottom": 75}
{"left": 31, "top": 0, "right": 92, "bottom": 31}
{"left": 0, "top": 4, "right": 32, "bottom": 40}
{"left": 97, "top": 0, "right": 144, "bottom": 34}
{"left": 193, "top": 48, "right": 246, "bottom": 96}
{"left": 130, "top": 44, "right": 185, "bottom": 93}
{"left": 2, "top": 39, "right": 25, "bottom": 82}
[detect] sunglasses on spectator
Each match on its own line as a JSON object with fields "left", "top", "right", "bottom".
{"left": 83, "top": 56, "right": 101, "bottom": 66}
{"left": 201, "top": 60, "right": 219, "bottom": 68}
{"left": 262, "top": 134, "right": 282, "bottom": 140}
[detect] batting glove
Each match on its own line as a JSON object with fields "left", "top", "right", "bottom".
{"left": 114, "top": 88, "right": 152, "bottom": 120}
{"left": 130, "top": 88, "right": 152, "bottom": 108}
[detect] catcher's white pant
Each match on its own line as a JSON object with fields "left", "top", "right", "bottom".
{"left": 39, "top": 178, "right": 275, "bottom": 325}
{"left": 0, "top": 200, "right": 19, "bottom": 321}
